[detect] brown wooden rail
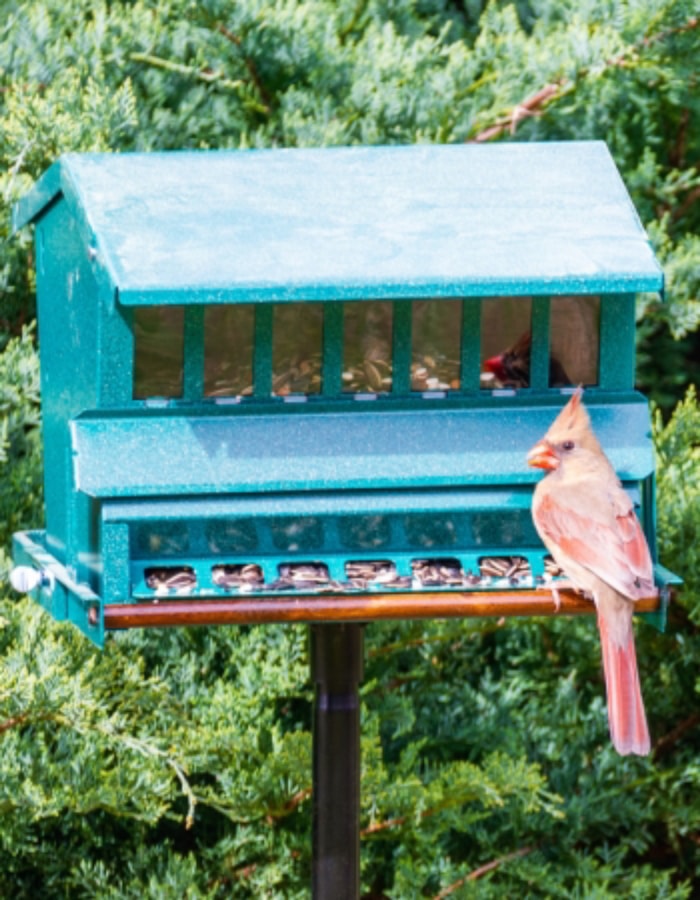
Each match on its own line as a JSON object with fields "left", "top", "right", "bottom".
{"left": 101, "top": 588, "right": 661, "bottom": 630}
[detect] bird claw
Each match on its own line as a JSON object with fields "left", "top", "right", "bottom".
{"left": 551, "top": 585, "right": 562, "bottom": 612}
{"left": 546, "top": 579, "right": 581, "bottom": 613}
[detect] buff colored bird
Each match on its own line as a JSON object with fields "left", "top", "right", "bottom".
{"left": 527, "top": 388, "right": 656, "bottom": 756}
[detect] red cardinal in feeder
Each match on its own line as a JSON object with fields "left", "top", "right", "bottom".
{"left": 484, "top": 331, "right": 570, "bottom": 388}
{"left": 527, "top": 388, "right": 655, "bottom": 756}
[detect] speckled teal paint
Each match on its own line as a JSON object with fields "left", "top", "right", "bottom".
{"left": 71, "top": 399, "right": 655, "bottom": 497}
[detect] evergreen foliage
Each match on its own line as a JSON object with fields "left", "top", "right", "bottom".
{"left": 0, "top": 1, "right": 698, "bottom": 896}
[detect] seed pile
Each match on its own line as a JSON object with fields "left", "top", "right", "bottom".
{"left": 544, "top": 556, "right": 564, "bottom": 577}
{"left": 267, "top": 563, "right": 337, "bottom": 591}
{"left": 410, "top": 356, "right": 459, "bottom": 392}
{"left": 145, "top": 566, "right": 197, "bottom": 594}
{"left": 479, "top": 556, "right": 531, "bottom": 583}
{"left": 212, "top": 564, "right": 264, "bottom": 591}
{"left": 202, "top": 354, "right": 466, "bottom": 398}
{"left": 142, "top": 555, "right": 567, "bottom": 596}
{"left": 206, "top": 365, "right": 254, "bottom": 397}
{"left": 273, "top": 355, "right": 323, "bottom": 395}
{"left": 345, "top": 560, "right": 412, "bottom": 589}
{"left": 412, "top": 558, "right": 466, "bottom": 586}
{"left": 340, "top": 358, "right": 391, "bottom": 393}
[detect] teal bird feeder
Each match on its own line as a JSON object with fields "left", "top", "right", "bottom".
{"left": 10, "top": 141, "right": 676, "bottom": 642}
{"left": 10, "top": 143, "right": 679, "bottom": 898}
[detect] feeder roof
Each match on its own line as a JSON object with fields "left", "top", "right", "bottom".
{"left": 15, "top": 142, "right": 662, "bottom": 304}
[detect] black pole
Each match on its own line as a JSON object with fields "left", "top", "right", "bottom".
{"left": 310, "top": 623, "right": 364, "bottom": 900}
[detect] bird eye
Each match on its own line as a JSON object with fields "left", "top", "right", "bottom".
{"left": 562, "top": 440, "right": 575, "bottom": 451}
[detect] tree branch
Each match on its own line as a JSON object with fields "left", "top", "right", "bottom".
{"left": 265, "top": 787, "right": 312, "bottom": 824}
{"left": 471, "top": 82, "right": 564, "bottom": 143}
{"left": 652, "top": 712, "right": 700, "bottom": 760}
{"left": 432, "top": 845, "right": 536, "bottom": 898}
{"left": 470, "top": 14, "right": 699, "bottom": 143}
{"left": 361, "top": 792, "right": 482, "bottom": 838}
{"left": 215, "top": 23, "right": 272, "bottom": 111}
{"left": 129, "top": 51, "right": 244, "bottom": 92}
{"left": 0, "top": 712, "right": 31, "bottom": 734}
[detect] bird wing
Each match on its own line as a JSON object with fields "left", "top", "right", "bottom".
{"left": 534, "top": 484, "right": 656, "bottom": 601}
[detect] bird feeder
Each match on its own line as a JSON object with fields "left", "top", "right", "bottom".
{"left": 10, "top": 142, "right": 676, "bottom": 638}
{"left": 10, "top": 143, "right": 679, "bottom": 898}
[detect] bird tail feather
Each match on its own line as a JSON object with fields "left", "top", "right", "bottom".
{"left": 597, "top": 612, "right": 651, "bottom": 756}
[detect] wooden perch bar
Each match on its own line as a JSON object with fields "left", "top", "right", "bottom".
{"left": 102, "top": 588, "right": 661, "bottom": 630}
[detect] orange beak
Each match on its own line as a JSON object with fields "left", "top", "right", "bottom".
{"left": 527, "top": 441, "right": 559, "bottom": 471}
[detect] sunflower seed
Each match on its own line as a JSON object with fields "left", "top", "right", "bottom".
{"left": 212, "top": 564, "right": 264, "bottom": 589}
{"left": 544, "top": 557, "right": 564, "bottom": 576}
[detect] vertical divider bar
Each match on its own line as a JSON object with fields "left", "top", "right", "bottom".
{"left": 102, "top": 291, "right": 135, "bottom": 405}
{"left": 254, "top": 304, "right": 274, "bottom": 398}
{"left": 101, "top": 521, "right": 130, "bottom": 604}
{"left": 392, "top": 300, "right": 412, "bottom": 395}
{"left": 460, "top": 298, "right": 481, "bottom": 392}
{"left": 529, "top": 296, "right": 550, "bottom": 391}
{"left": 600, "top": 293, "right": 635, "bottom": 390}
{"left": 322, "top": 302, "right": 344, "bottom": 398}
{"left": 183, "top": 305, "right": 206, "bottom": 401}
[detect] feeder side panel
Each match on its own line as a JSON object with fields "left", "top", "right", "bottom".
{"left": 35, "top": 199, "right": 100, "bottom": 567}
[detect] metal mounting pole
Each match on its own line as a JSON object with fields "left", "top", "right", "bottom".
{"left": 310, "top": 623, "right": 364, "bottom": 900}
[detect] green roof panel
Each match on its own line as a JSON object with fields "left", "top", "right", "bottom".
{"left": 15, "top": 142, "right": 663, "bottom": 304}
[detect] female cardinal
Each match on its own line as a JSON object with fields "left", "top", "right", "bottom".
{"left": 527, "top": 388, "right": 656, "bottom": 756}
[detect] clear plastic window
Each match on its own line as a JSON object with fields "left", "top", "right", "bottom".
{"left": 480, "top": 297, "right": 532, "bottom": 389}
{"left": 270, "top": 517, "right": 323, "bottom": 551}
{"left": 411, "top": 300, "right": 462, "bottom": 391}
{"left": 343, "top": 301, "right": 393, "bottom": 393}
{"left": 404, "top": 512, "right": 461, "bottom": 548}
{"left": 273, "top": 303, "right": 323, "bottom": 395}
{"left": 204, "top": 305, "right": 255, "bottom": 397}
{"left": 131, "top": 521, "right": 189, "bottom": 558}
{"left": 133, "top": 306, "right": 184, "bottom": 398}
{"left": 340, "top": 514, "right": 392, "bottom": 550}
{"left": 549, "top": 296, "right": 599, "bottom": 387}
{"left": 470, "top": 509, "right": 540, "bottom": 547}
{"left": 206, "top": 518, "right": 258, "bottom": 553}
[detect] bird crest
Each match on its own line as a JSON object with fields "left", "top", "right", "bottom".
{"left": 543, "top": 387, "right": 602, "bottom": 454}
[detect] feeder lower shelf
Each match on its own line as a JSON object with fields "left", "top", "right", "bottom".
{"left": 101, "top": 588, "right": 664, "bottom": 630}
{"left": 12, "top": 530, "right": 676, "bottom": 644}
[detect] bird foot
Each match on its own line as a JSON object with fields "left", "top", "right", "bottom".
{"left": 547, "top": 578, "right": 581, "bottom": 612}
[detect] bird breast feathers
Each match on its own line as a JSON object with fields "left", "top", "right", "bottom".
{"left": 533, "top": 479, "right": 655, "bottom": 602}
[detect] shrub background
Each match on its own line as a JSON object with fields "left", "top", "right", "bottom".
{"left": 0, "top": 2, "right": 699, "bottom": 897}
